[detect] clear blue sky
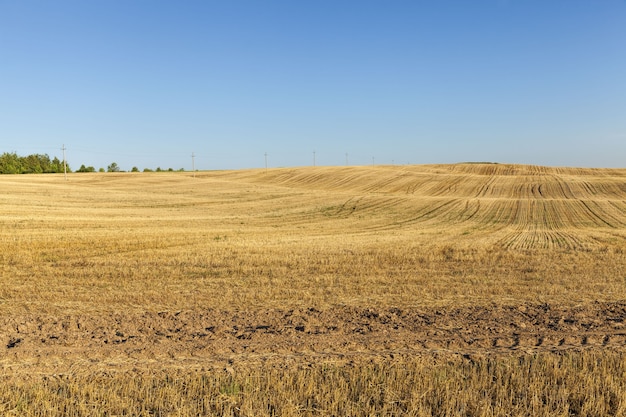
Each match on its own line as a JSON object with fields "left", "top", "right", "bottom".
{"left": 1, "top": 1, "right": 625, "bottom": 171}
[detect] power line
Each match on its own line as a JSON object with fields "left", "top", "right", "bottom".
{"left": 61, "top": 144, "right": 67, "bottom": 181}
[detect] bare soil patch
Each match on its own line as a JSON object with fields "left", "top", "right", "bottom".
{"left": 3, "top": 302, "right": 625, "bottom": 375}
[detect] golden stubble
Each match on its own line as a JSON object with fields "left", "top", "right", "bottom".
{"left": 1, "top": 165, "right": 625, "bottom": 315}
{"left": 2, "top": 165, "right": 626, "bottom": 415}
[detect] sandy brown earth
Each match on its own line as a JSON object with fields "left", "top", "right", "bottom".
{"left": 2, "top": 302, "right": 625, "bottom": 375}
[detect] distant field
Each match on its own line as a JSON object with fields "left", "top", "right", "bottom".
{"left": 1, "top": 164, "right": 626, "bottom": 415}
{"left": 2, "top": 163, "right": 626, "bottom": 313}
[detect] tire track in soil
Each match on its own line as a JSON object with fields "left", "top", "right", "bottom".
{"left": 1, "top": 303, "right": 626, "bottom": 370}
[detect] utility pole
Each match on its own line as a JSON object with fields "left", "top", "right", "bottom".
{"left": 264, "top": 152, "right": 268, "bottom": 173}
{"left": 191, "top": 152, "right": 195, "bottom": 178}
{"left": 372, "top": 156, "right": 375, "bottom": 167}
{"left": 61, "top": 144, "right": 67, "bottom": 181}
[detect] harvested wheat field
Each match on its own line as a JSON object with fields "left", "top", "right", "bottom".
{"left": 2, "top": 163, "right": 626, "bottom": 416}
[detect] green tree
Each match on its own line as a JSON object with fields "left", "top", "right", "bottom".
{"left": 0, "top": 152, "right": 22, "bottom": 174}
{"left": 131, "top": 166, "right": 139, "bottom": 172}
{"left": 107, "top": 162, "right": 120, "bottom": 172}
{"left": 50, "top": 156, "right": 67, "bottom": 173}
{"left": 77, "top": 164, "right": 95, "bottom": 173}
{"left": 22, "top": 154, "right": 44, "bottom": 173}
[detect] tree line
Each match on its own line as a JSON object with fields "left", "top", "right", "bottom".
{"left": 77, "top": 163, "right": 185, "bottom": 173}
{"left": 0, "top": 152, "right": 68, "bottom": 174}
{"left": 0, "top": 152, "right": 185, "bottom": 174}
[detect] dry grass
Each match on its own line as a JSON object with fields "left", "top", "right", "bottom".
{"left": 1, "top": 352, "right": 625, "bottom": 416}
{"left": 1, "top": 165, "right": 626, "bottom": 314}
{"left": 2, "top": 164, "right": 626, "bottom": 415}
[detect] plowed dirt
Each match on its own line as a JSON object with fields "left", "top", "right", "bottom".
{"left": 3, "top": 302, "right": 625, "bottom": 375}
